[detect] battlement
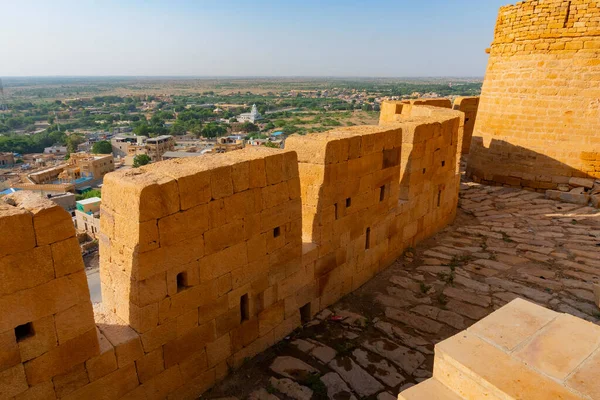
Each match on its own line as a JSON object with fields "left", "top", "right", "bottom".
{"left": 468, "top": 0, "right": 600, "bottom": 191}
{"left": 493, "top": 0, "right": 600, "bottom": 48}
{"left": 0, "top": 104, "right": 465, "bottom": 399}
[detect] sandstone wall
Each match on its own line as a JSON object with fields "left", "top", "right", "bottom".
{"left": 0, "top": 192, "right": 99, "bottom": 399}
{"left": 467, "top": 0, "right": 600, "bottom": 189}
{"left": 0, "top": 104, "right": 463, "bottom": 399}
{"left": 453, "top": 96, "right": 479, "bottom": 154}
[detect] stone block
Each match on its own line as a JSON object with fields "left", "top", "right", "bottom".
{"left": 140, "top": 319, "right": 178, "bottom": 353}
{"left": 199, "top": 242, "right": 248, "bottom": 282}
{"left": 85, "top": 329, "right": 117, "bottom": 382}
{"left": 258, "top": 301, "right": 284, "bottom": 337}
{"left": 0, "top": 329, "right": 20, "bottom": 370}
{"left": 513, "top": 313, "right": 600, "bottom": 380}
{"left": 0, "top": 204, "right": 36, "bottom": 257}
{"left": 54, "top": 301, "right": 96, "bottom": 344}
{"left": 0, "top": 270, "right": 90, "bottom": 333}
{"left": 0, "top": 363, "right": 29, "bottom": 398}
{"left": 203, "top": 221, "right": 245, "bottom": 256}
{"left": 231, "top": 319, "right": 259, "bottom": 352}
{"left": 167, "top": 368, "right": 215, "bottom": 400}
{"left": 207, "top": 333, "right": 232, "bottom": 368}
{"left": 594, "top": 284, "right": 600, "bottom": 308}
{"left": 61, "top": 363, "right": 139, "bottom": 400}
{"left": 0, "top": 246, "right": 54, "bottom": 297}
{"left": 52, "top": 363, "right": 89, "bottom": 398}
{"left": 158, "top": 204, "right": 209, "bottom": 247}
{"left": 137, "top": 272, "right": 168, "bottom": 307}
{"left": 13, "top": 381, "right": 56, "bottom": 400}
{"left": 566, "top": 345, "right": 600, "bottom": 399}
{"left": 468, "top": 298, "right": 557, "bottom": 351}
{"left": 51, "top": 237, "right": 85, "bottom": 278}
{"left": 178, "top": 349, "right": 208, "bottom": 382}
{"left": 24, "top": 328, "right": 99, "bottom": 385}
{"left": 136, "top": 348, "right": 165, "bottom": 383}
{"left": 265, "top": 153, "right": 285, "bottom": 185}
{"left": 163, "top": 321, "right": 216, "bottom": 368}
{"left": 141, "top": 365, "right": 184, "bottom": 400}
{"left": 18, "top": 315, "right": 58, "bottom": 362}
{"left": 211, "top": 166, "right": 234, "bottom": 200}
{"left": 232, "top": 161, "right": 250, "bottom": 193}
{"left": 95, "top": 307, "right": 144, "bottom": 368}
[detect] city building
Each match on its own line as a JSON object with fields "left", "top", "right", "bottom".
{"left": 111, "top": 134, "right": 147, "bottom": 158}
{"left": 145, "top": 135, "right": 175, "bottom": 161}
{"left": 237, "top": 104, "right": 262, "bottom": 123}
{"left": 43, "top": 145, "right": 68, "bottom": 155}
{"left": 0, "top": 153, "right": 15, "bottom": 168}
{"left": 75, "top": 196, "right": 101, "bottom": 237}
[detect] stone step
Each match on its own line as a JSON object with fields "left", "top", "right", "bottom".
{"left": 398, "top": 378, "right": 463, "bottom": 400}
{"left": 433, "top": 331, "right": 583, "bottom": 400}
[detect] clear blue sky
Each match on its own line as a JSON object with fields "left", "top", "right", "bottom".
{"left": 2, "top": 0, "right": 510, "bottom": 77}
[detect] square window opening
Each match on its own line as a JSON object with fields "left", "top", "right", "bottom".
{"left": 300, "top": 303, "right": 311, "bottom": 324}
{"left": 15, "top": 322, "right": 34, "bottom": 342}
{"left": 379, "top": 185, "right": 386, "bottom": 202}
{"left": 441, "top": 160, "right": 445, "bottom": 167}
{"left": 273, "top": 226, "right": 281, "bottom": 238}
{"left": 346, "top": 198, "right": 352, "bottom": 208}
{"left": 176, "top": 272, "right": 189, "bottom": 293}
{"left": 365, "top": 227, "right": 371, "bottom": 250}
{"left": 240, "top": 294, "right": 250, "bottom": 322}
{"left": 422, "top": 168, "right": 426, "bottom": 174}
{"left": 334, "top": 203, "right": 339, "bottom": 220}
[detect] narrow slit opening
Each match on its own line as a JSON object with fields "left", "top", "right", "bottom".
{"left": 240, "top": 294, "right": 250, "bottom": 322}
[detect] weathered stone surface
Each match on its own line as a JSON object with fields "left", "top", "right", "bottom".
{"left": 320, "top": 372, "right": 357, "bottom": 400}
{"left": 329, "top": 357, "right": 383, "bottom": 397}
{"left": 352, "top": 348, "right": 405, "bottom": 387}
{"left": 270, "top": 356, "right": 318, "bottom": 381}
{"left": 269, "top": 377, "right": 312, "bottom": 400}
{"left": 362, "top": 338, "right": 425, "bottom": 375}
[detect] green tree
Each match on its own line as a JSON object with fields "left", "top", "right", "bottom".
{"left": 91, "top": 140, "right": 112, "bottom": 154}
{"left": 133, "top": 154, "right": 151, "bottom": 168}
{"left": 264, "top": 141, "right": 280, "bottom": 148}
{"left": 201, "top": 123, "right": 227, "bottom": 138}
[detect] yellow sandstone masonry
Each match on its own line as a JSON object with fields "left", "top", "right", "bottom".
{"left": 0, "top": 105, "right": 464, "bottom": 399}
{"left": 468, "top": 0, "right": 600, "bottom": 189}
{"left": 400, "top": 299, "right": 600, "bottom": 400}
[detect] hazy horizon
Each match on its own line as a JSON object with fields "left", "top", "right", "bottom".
{"left": 2, "top": 0, "right": 508, "bottom": 77}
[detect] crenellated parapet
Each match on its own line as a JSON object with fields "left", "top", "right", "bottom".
{"left": 0, "top": 104, "right": 466, "bottom": 399}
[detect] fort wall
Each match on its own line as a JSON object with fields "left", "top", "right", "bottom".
{"left": 0, "top": 104, "right": 464, "bottom": 399}
{"left": 467, "top": 0, "right": 600, "bottom": 189}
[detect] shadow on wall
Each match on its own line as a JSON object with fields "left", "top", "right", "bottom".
{"left": 467, "top": 137, "right": 596, "bottom": 190}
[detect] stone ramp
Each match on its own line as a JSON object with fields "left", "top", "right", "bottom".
{"left": 399, "top": 299, "right": 599, "bottom": 400}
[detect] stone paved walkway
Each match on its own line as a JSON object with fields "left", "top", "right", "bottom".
{"left": 204, "top": 182, "right": 600, "bottom": 400}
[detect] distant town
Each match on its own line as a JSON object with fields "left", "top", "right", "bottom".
{"left": 0, "top": 77, "right": 481, "bottom": 280}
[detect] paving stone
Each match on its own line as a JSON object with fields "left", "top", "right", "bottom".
{"left": 443, "top": 286, "right": 491, "bottom": 307}
{"left": 249, "top": 388, "right": 279, "bottom": 400}
{"left": 411, "top": 305, "right": 466, "bottom": 330}
{"left": 291, "top": 339, "right": 315, "bottom": 353}
{"left": 361, "top": 338, "right": 425, "bottom": 374}
{"left": 307, "top": 340, "right": 337, "bottom": 364}
{"left": 445, "top": 299, "right": 489, "bottom": 320}
{"left": 328, "top": 357, "right": 384, "bottom": 397}
{"left": 373, "top": 321, "right": 432, "bottom": 354}
{"left": 485, "top": 277, "right": 553, "bottom": 303}
{"left": 377, "top": 392, "right": 397, "bottom": 400}
{"left": 473, "top": 259, "right": 512, "bottom": 271}
{"left": 386, "top": 286, "right": 432, "bottom": 305}
{"left": 385, "top": 308, "right": 443, "bottom": 334}
{"left": 270, "top": 357, "right": 318, "bottom": 381}
{"left": 452, "top": 275, "right": 491, "bottom": 292}
{"left": 462, "top": 263, "right": 500, "bottom": 277}
{"left": 269, "top": 377, "right": 312, "bottom": 400}
{"left": 375, "top": 294, "right": 411, "bottom": 309}
{"left": 320, "top": 372, "right": 357, "bottom": 400}
{"left": 352, "top": 348, "right": 405, "bottom": 387}
{"left": 389, "top": 276, "right": 421, "bottom": 292}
